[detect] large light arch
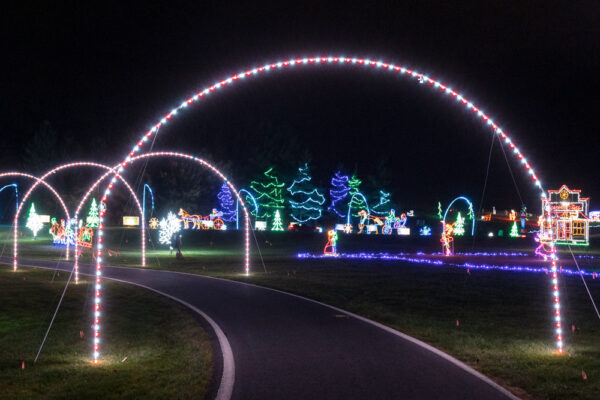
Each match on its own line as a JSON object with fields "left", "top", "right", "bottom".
{"left": 0, "top": 172, "right": 72, "bottom": 268}
{"left": 93, "top": 151, "right": 250, "bottom": 363}
{"left": 12, "top": 162, "right": 146, "bottom": 277}
{"left": 94, "top": 55, "right": 562, "bottom": 360}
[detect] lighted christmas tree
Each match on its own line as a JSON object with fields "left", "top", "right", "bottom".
{"left": 86, "top": 198, "right": 99, "bottom": 228}
{"left": 467, "top": 203, "right": 475, "bottom": 220}
{"left": 272, "top": 210, "right": 284, "bottom": 231}
{"left": 327, "top": 171, "right": 350, "bottom": 218}
{"left": 454, "top": 212, "right": 465, "bottom": 236}
{"left": 217, "top": 182, "right": 236, "bottom": 222}
{"left": 348, "top": 174, "right": 367, "bottom": 215}
{"left": 437, "top": 202, "right": 443, "bottom": 219}
{"left": 509, "top": 221, "right": 519, "bottom": 238}
{"left": 287, "top": 164, "right": 325, "bottom": 223}
{"left": 372, "top": 190, "right": 392, "bottom": 216}
{"left": 26, "top": 203, "right": 43, "bottom": 239}
{"left": 250, "top": 167, "right": 285, "bottom": 222}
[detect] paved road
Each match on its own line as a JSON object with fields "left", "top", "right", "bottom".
{"left": 7, "top": 257, "right": 518, "bottom": 400}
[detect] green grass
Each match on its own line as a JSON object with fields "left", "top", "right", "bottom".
{"left": 6, "top": 227, "right": 600, "bottom": 399}
{"left": 0, "top": 266, "right": 213, "bottom": 399}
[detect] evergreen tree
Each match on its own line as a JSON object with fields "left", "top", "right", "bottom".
{"left": 327, "top": 171, "right": 350, "bottom": 218}
{"left": 454, "top": 212, "right": 465, "bottom": 236}
{"left": 272, "top": 210, "right": 284, "bottom": 231}
{"left": 287, "top": 164, "right": 325, "bottom": 224}
{"left": 372, "top": 190, "right": 392, "bottom": 216}
{"left": 250, "top": 167, "right": 285, "bottom": 221}
{"left": 467, "top": 203, "right": 475, "bottom": 220}
{"left": 348, "top": 174, "right": 367, "bottom": 216}
{"left": 26, "top": 203, "right": 43, "bottom": 238}
{"left": 86, "top": 198, "right": 99, "bottom": 228}
{"left": 217, "top": 182, "right": 236, "bottom": 222}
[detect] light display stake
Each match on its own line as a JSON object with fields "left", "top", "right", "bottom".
{"left": 217, "top": 182, "right": 237, "bottom": 222}
{"left": 272, "top": 210, "right": 284, "bottom": 231}
{"left": 437, "top": 202, "right": 443, "bottom": 219}
{"left": 99, "top": 53, "right": 560, "bottom": 360}
{"left": 324, "top": 230, "right": 339, "bottom": 256}
{"left": 250, "top": 167, "right": 285, "bottom": 222}
{"left": 86, "top": 198, "right": 99, "bottom": 228}
{"left": 328, "top": 171, "right": 350, "bottom": 218}
{"left": 26, "top": 203, "right": 43, "bottom": 238}
{"left": 159, "top": 212, "right": 181, "bottom": 248}
{"left": 287, "top": 163, "right": 325, "bottom": 223}
{"left": 454, "top": 212, "right": 465, "bottom": 236}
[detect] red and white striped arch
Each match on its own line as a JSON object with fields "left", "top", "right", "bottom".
{"left": 1, "top": 172, "right": 71, "bottom": 269}
{"left": 93, "top": 55, "right": 562, "bottom": 362}
{"left": 93, "top": 151, "right": 250, "bottom": 363}
{"left": 12, "top": 162, "right": 145, "bottom": 281}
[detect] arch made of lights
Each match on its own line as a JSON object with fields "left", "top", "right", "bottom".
{"left": 12, "top": 162, "right": 145, "bottom": 279}
{"left": 236, "top": 188, "right": 259, "bottom": 230}
{"left": 0, "top": 183, "right": 18, "bottom": 215}
{"left": 96, "top": 54, "right": 561, "bottom": 361}
{"left": 443, "top": 196, "right": 476, "bottom": 237}
{"left": 71, "top": 164, "right": 146, "bottom": 284}
{"left": 0, "top": 172, "right": 71, "bottom": 269}
{"left": 93, "top": 151, "right": 250, "bottom": 363}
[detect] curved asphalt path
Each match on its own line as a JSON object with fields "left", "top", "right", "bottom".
{"left": 6, "top": 257, "right": 519, "bottom": 400}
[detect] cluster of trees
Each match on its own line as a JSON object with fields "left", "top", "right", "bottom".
{"left": 215, "top": 164, "right": 397, "bottom": 227}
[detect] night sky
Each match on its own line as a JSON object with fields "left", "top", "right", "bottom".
{"left": 1, "top": 2, "right": 599, "bottom": 217}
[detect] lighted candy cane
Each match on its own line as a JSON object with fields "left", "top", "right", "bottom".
{"left": 100, "top": 55, "right": 561, "bottom": 357}
{"left": 0, "top": 172, "right": 71, "bottom": 270}
{"left": 71, "top": 165, "right": 145, "bottom": 284}
{"left": 93, "top": 151, "right": 250, "bottom": 363}
{"left": 12, "top": 162, "right": 145, "bottom": 280}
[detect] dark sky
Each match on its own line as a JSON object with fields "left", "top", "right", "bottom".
{"left": 1, "top": 1, "right": 599, "bottom": 215}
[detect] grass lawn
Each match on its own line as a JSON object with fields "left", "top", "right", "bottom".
{"left": 0, "top": 266, "right": 213, "bottom": 399}
{"left": 6, "top": 227, "right": 600, "bottom": 399}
